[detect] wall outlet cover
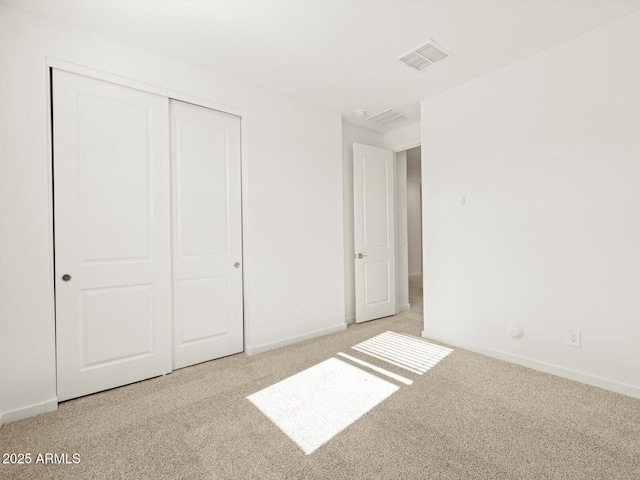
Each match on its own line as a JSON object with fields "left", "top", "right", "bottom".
{"left": 567, "top": 329, "right": 581, "bottom": 347}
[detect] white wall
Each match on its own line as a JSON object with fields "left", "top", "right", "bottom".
{"left": 407, "top": 181, "right": 423, "bottom": 276}
{"left": 421, "top": 11, "right": 640, "bottom": 398}
{"left": 383, "top": 122, "right": 420, "bottom": 152}
{"left": 0, "top": 4, "right": 345, "bottom": 424}
{"left": 341, "top": 121, "right": 384, "bottom": 322}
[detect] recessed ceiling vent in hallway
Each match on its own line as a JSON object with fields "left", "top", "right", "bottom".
{"left": 367, "top": 109, "right": 406, "bottom": 126}
{"left": 398, "top": 40, "right": 451, "bottom": 72}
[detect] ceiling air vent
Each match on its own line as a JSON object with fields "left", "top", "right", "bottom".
{"left": 367, "top": 109, "right": 406, "bottom": 126}
{"left": 398, "top": 39, "right": 452, "bottom": 72}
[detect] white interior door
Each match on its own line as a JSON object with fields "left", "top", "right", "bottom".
{"left": 170, "top": 100, "right": 244, "bottom": 369}
{"left": 353, "top": 143, "right": 396, "bottom": 323}
{"left": 53, "top": 69, "right": 172, "bottom": 401}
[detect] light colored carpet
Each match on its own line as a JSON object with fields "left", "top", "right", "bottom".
{"left": 2, "top": 280, "right": 639, "bottom": 479}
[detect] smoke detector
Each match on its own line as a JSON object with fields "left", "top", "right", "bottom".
{"left": 398, "top": 39, "right": 452, "bottom": 72}
{"left": 354, "top": 109, "right": 367, "bottom": 119}
{"left": 367, "top": 109, "right": 406, "bottom": 126}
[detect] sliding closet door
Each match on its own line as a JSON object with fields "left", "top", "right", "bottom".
{"left": 53, "top": 70, "right": 172, "bottom": 401}
{"left": 170, "top": 100, "right": 243, "bottom": 369}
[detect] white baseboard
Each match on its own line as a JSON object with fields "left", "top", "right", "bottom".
{"left": 246, "top": 323, "right": 347, "bottom": 356}
{"left": 346, "top": 316, "right": 356, "bottom": 324}
{"left": 422, "top": 331, "right": 640, "bottom": 400}
{"left": 0, "top": 398, "right": 58, "bottom": 428}
{"left": 399, "top": 304, "right": 411, "bottom": 312}
{"left": 409, "top": 272, "right": 422, "bottom": 277}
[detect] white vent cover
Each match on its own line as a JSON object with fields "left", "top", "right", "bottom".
{"left": 398, "top": 40, "right": 452, "bottom": 72}
{"left": 367, "top": 109, "right": 406, "bottom": 126}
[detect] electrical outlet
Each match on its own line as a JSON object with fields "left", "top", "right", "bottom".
{"left": 567, "top": 329, "right": 581, "bottom": 347}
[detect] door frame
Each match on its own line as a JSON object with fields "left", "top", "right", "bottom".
{"left": 45, "top": 58, "right": 250, "bottom": 391}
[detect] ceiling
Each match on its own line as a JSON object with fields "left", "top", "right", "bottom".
{"left": 5, "top": 0, "right": 640, "bottom": 133}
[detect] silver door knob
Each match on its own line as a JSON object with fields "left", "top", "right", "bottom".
{"left": 234, "top": 262, "right": 241, "bottom": 268}
{"left": 356, "top": 253, "right": 368, "bottom": 259}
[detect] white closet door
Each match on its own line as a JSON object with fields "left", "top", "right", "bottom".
{"left": 53, "top": 70, "right": 172, "bottom": 401}
{"left": 170, "top": 100, "right": 243, "bottom": 369}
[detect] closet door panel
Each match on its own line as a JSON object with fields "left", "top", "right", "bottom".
{"left": 171, "top": 100, "right": 243, "bottom": 369}
{"left": 53, "top": 69, "right": 171, "bottom": 401}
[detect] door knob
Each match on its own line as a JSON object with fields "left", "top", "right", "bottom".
{"left": 62, "top": 274, "right": 72, "bottom": 282}
{"left": 234, "top": 262, "right": 241, "bottom": 268}
{"left": 356, "top": 253, "right": 368, "bottom": 259}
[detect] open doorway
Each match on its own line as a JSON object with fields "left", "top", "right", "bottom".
{"left": 395, "top": 145, "right": 422, "bottom": 320}
{"left": 406, "top": 146, "right": 423, "bottom": 316}
{"left": 342, "top": 121, "right": 422, "bottom": 325}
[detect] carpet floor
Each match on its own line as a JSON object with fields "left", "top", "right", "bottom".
{"left": 2, "top": 276, "right": 639, "bottom": 479}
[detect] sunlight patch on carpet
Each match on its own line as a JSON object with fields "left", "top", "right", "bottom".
{"left": 336, "top": 352, "right": 413, "bottom": 385}
{"left": 247, "top": 357, "right": 399, "bottom": 454}
{"left": 352, "top": 331, "right": 453, "bottom": 374}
